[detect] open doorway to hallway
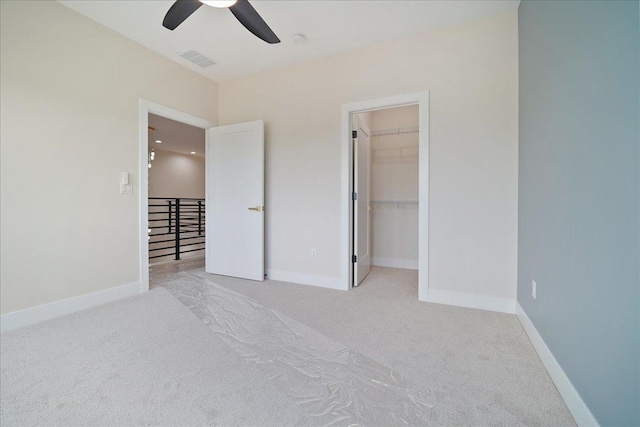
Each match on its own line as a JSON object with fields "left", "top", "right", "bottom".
{"left": 147, "top": 114, "right": 206, "bottom": 288}
{"left": 351, "top": 105, "right": 420, "bottom": 294}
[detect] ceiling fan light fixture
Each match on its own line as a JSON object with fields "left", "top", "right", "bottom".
{"left": 200, "top": 0, "right": 237, "bottom": 8}
{"left": 165, "top": 0, "right": 280, "bottom": 44}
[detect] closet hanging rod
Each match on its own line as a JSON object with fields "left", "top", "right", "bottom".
{"left": 371, "top": 126, "right": 419, "bottom": 137}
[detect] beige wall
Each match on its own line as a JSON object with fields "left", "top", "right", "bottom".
{"left": 219, "top": 12, "right": 518, "bottom": 300}
{"left": 148, "top": 150, "right": 206, "bottom": 199}
{"left": 0, "top": 1, "right": 218, "bottom": 314}
{"left": 1, "top": 2, "right": 518, "bottom": 314}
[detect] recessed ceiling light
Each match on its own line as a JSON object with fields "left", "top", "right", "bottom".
{"left": 191, "top": 151, "right": 196, "bottom": 154}
{"left": 155, "top": 140, "right": 162, "bottom": 143}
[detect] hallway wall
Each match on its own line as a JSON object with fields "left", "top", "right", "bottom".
{"left": 148, "top": 150, "right": 205, "bottom": 200}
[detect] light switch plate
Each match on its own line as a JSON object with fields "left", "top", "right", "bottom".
{"left": 120, "top": 183, "right": 133, "bottom": 194}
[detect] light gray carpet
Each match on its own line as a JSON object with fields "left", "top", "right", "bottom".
{"left": 187, "top": 266, "right": 576, "bottom": 426}
{"left": 165, "top": 273, "right": 438, "bottom": 426}
{"left": 1, "top": 287, "right": 308, "bottom": 426}
{"left": 1, "top": 265, "right": 576, "bottom": 426}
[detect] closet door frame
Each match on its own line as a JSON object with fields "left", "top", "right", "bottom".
{"left": 340, "top": 91, "right": 430, "bottom": 301}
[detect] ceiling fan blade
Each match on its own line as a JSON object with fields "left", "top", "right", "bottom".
{"left": 229, "top": 0, "right": 280, "bottom": 44}
{"left": 163, "top": 0, "right": 203, "bottom": 30}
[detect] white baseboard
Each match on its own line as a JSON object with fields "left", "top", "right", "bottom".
{"left": 371, "top": 257, "right": 418, "bottom": 270}
{"left": 266, "top": 269, "right": 346, "bottom": 291}
{"left": 425, "top": 288, "right": 516, "bottom": 314}
{"left": 516, "top": 303, "right": 599, "bottom": 427}
{"left": 0, "top": 282, "right": 140, "bottom": 333}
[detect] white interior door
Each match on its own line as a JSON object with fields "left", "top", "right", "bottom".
{"left": 206, "top": 120, "right": 264, "bottom": 281}
{"left": 353, "top": 115, "right": 371, "bottom": 286}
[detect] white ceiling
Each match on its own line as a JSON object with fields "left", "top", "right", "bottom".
{"left": 149, "top": 113, "right": 205, "bottom": 157}
{"left": 59, "top": 0, "right": 519, "bottom": 82}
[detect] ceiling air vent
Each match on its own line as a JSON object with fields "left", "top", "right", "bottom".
{"left": 178, "top": 49, "right": 217, "bottom": 69}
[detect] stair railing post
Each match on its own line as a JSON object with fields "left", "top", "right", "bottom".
{"left": 198, "top": 200, "right": 203, "bottom": 236}
{"left": 175, "top": 198, "right": 181, "bottom": 260}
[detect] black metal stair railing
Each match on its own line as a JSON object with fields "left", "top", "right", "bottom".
{"left": 148, "top": 197, "right": 205, "bottom": 261}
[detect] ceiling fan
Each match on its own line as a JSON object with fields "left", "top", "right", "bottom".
{"left": 163, "top": 0, "right": 280, "bottom": 44}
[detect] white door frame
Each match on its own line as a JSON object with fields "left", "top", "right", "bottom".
{"left": 138, "top": 99, "right": 216, "bottom": 293}
{"left": 340, "top": 91, "right": 430, "bottom": 300}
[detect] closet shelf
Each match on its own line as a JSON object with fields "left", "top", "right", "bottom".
{"left": 371, "top": 125, "right": 419, "bottom": 137}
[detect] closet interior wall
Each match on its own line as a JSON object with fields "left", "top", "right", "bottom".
{"left": 370, "top": 105, "right": 419, "bottom": 270}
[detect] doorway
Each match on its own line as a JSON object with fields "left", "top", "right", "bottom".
{"left": 147, "top": 113, "right": 207, "bottom": 287}
{"left": 138, "top": 100, "right": 215, "bottom": 293}
{"left": 352, "top": 105, "right": 420, "bottom": 289}
{"left": 341, "top": 92, "right": 429, "bottom": 300}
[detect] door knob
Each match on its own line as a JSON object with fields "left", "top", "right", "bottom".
{"left": 248, "top": 206, "right": 264, "bottom": 212}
